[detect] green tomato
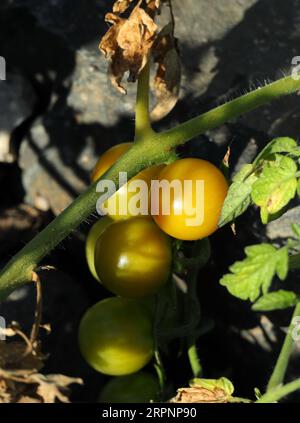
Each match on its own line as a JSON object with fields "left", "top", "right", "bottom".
{"left": 85, "top": 217, "right": 113, "bottom": 281}
{"left": 99, "top": 371, "right": 160, "bottom": 403}
{"left": 94, "top": 217, "right": 172, "bottom": 298}
{"left": 78, "top": 297, "right": 154, "bottom": 376}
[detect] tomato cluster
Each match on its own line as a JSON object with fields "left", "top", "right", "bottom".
{"left": 79, "top": 142, "right": 228, "bottom": 400}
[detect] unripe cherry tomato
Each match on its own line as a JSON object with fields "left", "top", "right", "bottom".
{"left": 91, "top": 142, "right": 133, "bottom": 181}
{"left": 91, "top": 142, "right": 164, "bottom": 220}
{"left": 151, "top": 158, "right": 228, "bottom": 241}
{"left": 99, "top": 371, "right": 160, "bottom": 403}
{"left": 78, "top": 297, "right": 154, "bottom": 376}
{"left": 94, "top": 217, "right": 172, "bottom": 298}
{"left": 85, "top": 217, "right": 113, "bottom": 281}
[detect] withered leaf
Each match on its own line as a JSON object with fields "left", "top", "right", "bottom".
{"left": 151, "top": 22, "right": 181, "bottom": 121}
{"left": 33, "top": 374, "right": 83, "bottom": 403}
{"left": 113, "top": 1, "right": 161, "bottom": 16}
{"left": 0, "top": 368, "right": 83, "bottom": 403}
{"left": 0, "top": 289, "right": 81, "bottom": 403}
{"left": 170, "top": 387, "right": 229, "bottom": 403}
{"left": 100, "top": 1, "right": 158, "bottom": 93}
{"left": 0, "top": 379, "right": 12, "bottom": 403}
{"left": 113, "top": 0, "right": 134, "bottom": 14}
{"left": 18, "top": 395, "right": 41, "bottom": 403}
{"left": 146, "top": 0, "right": 161, "bottom": 14}
{"left": 223, "top": 146, "right": 231, "bottom": 168}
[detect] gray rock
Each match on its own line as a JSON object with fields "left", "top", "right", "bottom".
{"left": 267, "top": 206, "right": 300, "bottom": 241}
{"left": 0, "top": 73, "right": 36, "bottom": 162}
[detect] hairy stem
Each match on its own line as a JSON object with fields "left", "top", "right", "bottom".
{"left": 135, "top": 61, "right": 154, "bottom": 141}
{"left": 159, "top": 74, "right": 300, "bottom": 148}
{"left": 0, "top": 73, "right": 300, "bottom": 300}
{"left": 0, "top": 142, "right": 165, "bottom": 300}
{"left": 257, "top": 378, "right": 300, "bottom": 403}
{"left": 267, "top": 302, "right": 300, "bottom": 391}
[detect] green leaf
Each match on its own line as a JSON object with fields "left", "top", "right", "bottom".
{"left": 254, "top": 137, "right": 297, "bottom": 165}
{"left": 220, "top": 244, "right": 289, "bottom": 302}
{"left": 251, "top": 155, "right": 298, "bottom": 224}
{"left": 290, "top": 148, "right": 300, "bottom": 157}
{"left": 254, "top": 388, "right": 262, "bottom": 400}
{"left": 297, "top": 178, "right": 300, "bottom": 197}
{"left": 292, "top": 223, "right": 300, "bottom": 240}
{"left": 218, "top": 164, "right": 257, "bottom": 227}
{"left": 190, "top": 377, "right": 234, "bottom": 396}
{"left": 252, "top": 290, "right": 298, "bottom": 311}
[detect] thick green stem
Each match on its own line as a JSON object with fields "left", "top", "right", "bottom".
{"left": 135, "top": 61, "right": 154, "bottom": 141}
{"left": 267, "top": 302, "right": 300, "bottom": 391}
{"left": 1, "top": 73, "right": 300, "bottom": 300}
{"left": 257, "top": 378, "right": 300, "bottom": 403}
{"left": 159, "top": 74, "right": 300, "bottom": 147}
{"left": 0, "top": 142, "right": 166, "bottom": 300}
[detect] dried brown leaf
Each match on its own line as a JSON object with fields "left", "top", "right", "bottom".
{"left": 113, "top": 0, "right": 134, "bottom": 14}
{"left": 223, "top": 146, "right": 231, "bottom": 168}
{"left": 146, "top": 0, "right": 161, "bottom": 14}
{"left": 100, "top": 2, "right": 158, "bottom": 93}
{"left": 113, "top": 0, "right": 161, "bottom": 15}
{"left": 0, "top": 379, "right": 12, "bottom": 403}
{"left": 170, "top": 387, "right": 229, "bottom": 403}
{"left": 17, "top": 395, "right": 41, "bottom": 403}
{"left": 33, "top": 374, "right": 83, "bottom": 403}
{"left": 0, "top": 283, "right": 81, "bottom": 403}
{"left": 151, "top": 22, "right": 181, "bottom": 121}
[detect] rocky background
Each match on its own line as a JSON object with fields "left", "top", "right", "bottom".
{"left": 0, "top": 0, "right": 300, "bottom": 401}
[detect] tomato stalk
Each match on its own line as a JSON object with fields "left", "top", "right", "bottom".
{"left": 134, "top": 61, "right": 155, "bottom": 142}
{"left": 0, "top": 73, "right": 300, "bottom": 300}
{"left": 256, "top": 378, "right": 300, "bottom": 403}
{"left": 266, "top": 301, "right": 300, "bottom": 391}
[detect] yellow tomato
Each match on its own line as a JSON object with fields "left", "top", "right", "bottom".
{"left": 85, "top": 217, "right": 113, "bottom": 281}
{"left": 151, "top": 158, "right": 228, "bottom": 240}
{"left": 91, "top": 142, "right": 133, "bottom": 181}
{"left": 78, "top": 297, "right": 154, "bottom": 376}
{"left": 91, "top": 143, "right": 164, "bottom": 220}
{"left": 94, "top": 217, "right": 172, "bottom": 298}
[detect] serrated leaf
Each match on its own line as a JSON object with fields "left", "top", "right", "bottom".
{"left": 252, "top": 156, "right": 298, "bottom": 224}
{"left": 218, "top": 164, "right": 256, "bottom": 227}
{"left": 252, "top": 290, "right": 298, "bottom": 311}
{"left": 254, "top": 137, "right": 297, "bottom": 165}
{"left": 190, "top": 377, "right": 234, "bottom": 396}
{"left": 290, "top": 148, "right": 300, "bottom": 157}
{"left": 220, "top": 244, "right": 289, "bottom": 302}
